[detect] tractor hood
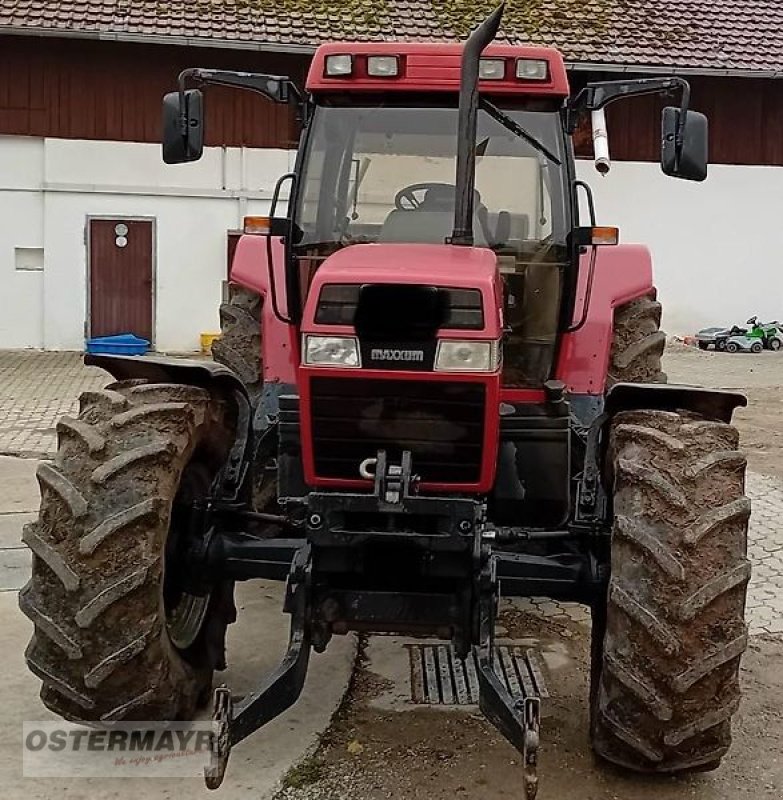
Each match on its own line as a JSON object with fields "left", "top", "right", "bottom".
{"left": 302, "top": 243, "right": 503, "bottom": 339}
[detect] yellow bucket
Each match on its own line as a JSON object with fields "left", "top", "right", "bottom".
{"left": 200, "top": 332, "right": 221, "bottom": 354}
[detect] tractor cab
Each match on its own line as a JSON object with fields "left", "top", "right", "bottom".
{"left": 294, "top": 42, "right": 572, "bottom": 387}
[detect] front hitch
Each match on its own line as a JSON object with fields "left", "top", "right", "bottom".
{"left": 203, "top": 536, "right": 545, "bottom": 798}
{"left": 205, "top": 545, "right": 312, "bottom": 789}
{"left": 473, "top": 547, "right": 542, "bottom": 799}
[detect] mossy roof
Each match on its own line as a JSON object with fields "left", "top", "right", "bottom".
{"left": 1, "top": 1, "right": 782, "bottom": 72}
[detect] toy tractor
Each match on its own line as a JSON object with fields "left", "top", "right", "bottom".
{"left": 20, "top": 7, "right": 751, "bottom": 798}
{"left": 700, "top": 316, "right": 779, "bottom": 351}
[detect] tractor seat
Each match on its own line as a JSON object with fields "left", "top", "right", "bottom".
{"left": 379, "top": 186, "right": 489, "bottom": 246}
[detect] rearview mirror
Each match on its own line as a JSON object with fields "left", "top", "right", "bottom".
{"left": 661, "top": 107, "right": 708, "bottom": 182}
{"left": 162, "top": 89, "right": 204, "bottom": 164}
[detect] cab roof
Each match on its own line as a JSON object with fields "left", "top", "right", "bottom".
{"left": 307, "top": 42, "right": 569, "bottom": 98}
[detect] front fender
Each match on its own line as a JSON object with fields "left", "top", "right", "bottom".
{"left": 85, "top": 354, "right": 249, "bottom": 401}
{"left": 229, "top": 234, "right": 297, "bottom": 385}
{"left": 577, "top": 382, "right": 747, "bottom": 521}
{"left": 556, "top": 245, "right": 654, "bottom": 395}
{"left": 605, "top": 382, "right": 747, "bottom": 424}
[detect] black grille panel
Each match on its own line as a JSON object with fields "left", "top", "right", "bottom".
{"left": 310, "top": 377, "right": 486, "bottom": 484}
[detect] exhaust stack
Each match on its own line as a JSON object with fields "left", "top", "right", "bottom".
{"left": 451, "top": 3, "right": 505, "bottom": 247}
{"left": 591, "top": 108, "right": 611, "bottom": 175}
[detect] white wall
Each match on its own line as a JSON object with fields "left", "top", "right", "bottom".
{"left": 0, "top": 133, "right": 779, "bottom": 350}
{"left": 0, "top": 137, "right": 45, "bottom": 348}
{"left": 576, "top": 160, "right": 783, "bottom": 334}
{"left": 0, "top": 136, "right": 295, "bottom": 352}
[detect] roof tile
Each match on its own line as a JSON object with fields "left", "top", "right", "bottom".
{"left": 0, "top": 1, "right": 781, "bottom": 72}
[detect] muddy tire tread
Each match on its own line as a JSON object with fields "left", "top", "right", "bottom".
{"left": 591, "top": 409, "right": 751, "bottom": 772}
{"left": 20, "top": 381, "right": 233, "bottom": 722}
{"left": 608, "top": 292, "right": 667, "bottom": 387}
{"left": 211, "top": 285, "right": 263, "bottom": 402}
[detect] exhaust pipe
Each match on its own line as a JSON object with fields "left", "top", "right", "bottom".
{"left": 591, "top": 108, "right": 611, "bottom": 175}
{"left": 451, "top": 3, "right": 505, "bottom": 247}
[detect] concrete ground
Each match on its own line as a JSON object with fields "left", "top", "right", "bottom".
{"left": 0, "top": 352, "right": 356, "bottom": 799}
{"left": 0, "top": 351, "right": 106, "bottom": 458}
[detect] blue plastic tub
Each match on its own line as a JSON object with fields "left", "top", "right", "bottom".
{"left": 85, "top": 334, "right": 150, "bottom": 356}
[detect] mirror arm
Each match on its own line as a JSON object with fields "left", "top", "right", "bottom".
{"left": 569, "top": 77, "right": 691, "bottom": 132}
{"left": 177, "top": 67, "right": 303, "bottom": 108}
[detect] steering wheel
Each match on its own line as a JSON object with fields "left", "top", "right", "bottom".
{"left": 394, "top": 182, "right": 461, "bottom": 211}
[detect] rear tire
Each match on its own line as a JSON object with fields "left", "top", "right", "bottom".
{"left": 212, "top": 285, "right": 263, "bottom": 405}
{"left": 697, "top": 341, "right": 708, "bottom": 351}
{"left": 751, "top": 341, "right": 763, "bottom": 354}
{"left": 20, "top": 381, "right": 236, "bottom": 721}
{"left": 591, "top": 409, "right": 750, "bottom": 772}
{"left": 608, "top": 292, "right": 667, "bottom": 387}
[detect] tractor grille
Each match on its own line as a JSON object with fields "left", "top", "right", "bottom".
{"left": 309, "top": 377, "right": 486, "bottom": 484}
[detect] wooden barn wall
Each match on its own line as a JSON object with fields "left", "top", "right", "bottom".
{"left": 571, "top": 73, "right": 783, "bottom": 167}
{"left": 0, "top": 34, "right": 781, "bottom": 166}
{"left": 0, "top": 35, "right": 304, "bottom": 148}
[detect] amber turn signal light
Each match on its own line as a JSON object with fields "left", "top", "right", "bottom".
{"left": 590, "top": 226, "right": 620, "bottom": 246}
{"left": 243, "top": 216, "right": 271, "bottom": 235}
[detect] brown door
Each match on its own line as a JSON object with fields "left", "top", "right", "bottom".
{"left": 89, "top": 218, "right": 154, "bottom": 341}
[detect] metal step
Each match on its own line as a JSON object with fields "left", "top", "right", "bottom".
{"left": 407, "top": 643, "right": 549, "bottom": 706}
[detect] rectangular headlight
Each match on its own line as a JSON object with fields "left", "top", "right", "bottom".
{"left": 516, "top": 58, "right": 549, "bottom": 81}
{"left": 325, "top": 54, "right": 353, "bottom": 77}
{"left": 304, "top": 335, "right": 360, "bottom": 368}
{"left": 435, "top": 340, "right": 500, "bottom": 372}
{"left": 367, "top": 55, "right": 399, "bottom": 77}
{"left": 479, "top": 58, "right": 506, "bottom": 80}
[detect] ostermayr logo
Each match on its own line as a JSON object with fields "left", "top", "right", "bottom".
{"left": 23, "top": 721, "right": 216, "bottom": 778}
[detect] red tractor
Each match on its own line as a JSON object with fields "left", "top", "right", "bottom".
{"left": 21, "top": 7, "right": 750, "bottom": 797}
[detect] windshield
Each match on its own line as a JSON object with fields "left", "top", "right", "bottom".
{"left": 295, "top": 102, "right": 568, "bottom": 251}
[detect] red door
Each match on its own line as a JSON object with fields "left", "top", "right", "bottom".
{"left": 89, "top": 219, "right": 154, "bottom": 341}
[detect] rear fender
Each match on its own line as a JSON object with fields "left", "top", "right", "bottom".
{"left": 229, "top": 234, "right": 297, "bottom": 385}
{"left": 605, "top": 382, "right": 747, "bottom": 424}
{"left": 556, "top": 245, "right": 655, "bottom": 395}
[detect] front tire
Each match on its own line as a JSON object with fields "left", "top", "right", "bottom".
{"left": 20, "top": 381, "right": 236, "bottom": 721}
{"left": 591, "top": 410, "right": 751, "bottom": 772}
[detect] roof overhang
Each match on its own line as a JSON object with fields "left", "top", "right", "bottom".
{"left": 1, "top": 25, "right": 781, "bottom": 79}
{"left": 0, "top": 24, "right": 317, "bottom": 54}
{"left": 567, "top": 60, "right": 783, "bottom": 79}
